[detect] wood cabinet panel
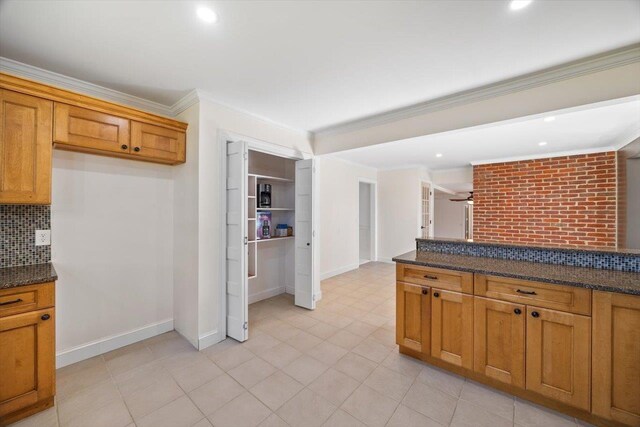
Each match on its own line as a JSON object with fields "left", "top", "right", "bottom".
{"left": 54, "top": 103, "right": 130, "bottom": 154}
{"left": 431, "top": 289, "right": 473, "bottom": 369}
{"left": 396, "top": 282, "right": 430, "bottom": 354}
{"left": 0, "top": 90, "right": 52, "bottom": 204}
{"left": 396, "top": 263, "right": 473, "bottom": 294}
{"left": 474, "top": 297, "right": 525, "bottom": 388}
{"left": 526, "top": 306, "right": 590, "bottom": 411}
{"left": 0, "top": 283, "right": 55, "bottom": 318}
{"left": 0, "top": 308, "right": 55, "bottom": 420}
{"left": 131, "top": 121, "right": 185, "bottom": 163}
{"left": 475, "top": 274, "right": 591, "bottom": 315}
{"left": 592, "top": 291, "right": 640, "bottom": 426}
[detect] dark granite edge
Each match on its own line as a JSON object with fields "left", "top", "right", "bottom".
{"left": 415, "top": 237, "right": 640, "bottom": 257}
{"left": 0, "top": 263, "right": 58, "bottom": 289}
{"left": 393, "top": 252, "right": 640, "bottom": 296}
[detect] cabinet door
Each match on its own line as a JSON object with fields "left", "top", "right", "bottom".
{"left": 396, "top": 282, "right": 430, "bottom": 354}
{"left": 130, "top": 121, "right": 185, "bottom": 163}
{"left": 54, "top": 103, "right": 130, "bottom": 154}
{"left": 0, "top": 308, "right": 55, "bottom": 418}
{"left": 526, "top": 306, "right": 590, "bottom": 411}
{"left": 592, "top": 292, "right": 640, "bottom": 426}
{"left": 474, "top": 297, "right": 525, "bottom": 388}
{"left": 0, "top": 90, "right": 52, "bottom": 204}
{"left": 431, "top": 289, "right": 473, "bottom": 369}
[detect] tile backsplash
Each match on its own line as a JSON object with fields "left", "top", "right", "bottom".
{"left": 0, "top": 205, "right": 51, "bottom": 268}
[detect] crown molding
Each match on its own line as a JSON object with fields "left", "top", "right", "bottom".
{"left": 0, "top": 57, "right": 176, "bottom": 116}
{"left": 470, "top": 147, "right": 616, "bottom": 166}
{"left": 313, "top": 43, "right": 640, "bottom": 137}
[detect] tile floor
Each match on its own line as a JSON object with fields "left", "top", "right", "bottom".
{"left": 11, "top": 262, "right": 593, "bottom": 427}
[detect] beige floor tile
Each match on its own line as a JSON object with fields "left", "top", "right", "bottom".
{"left": 309, "top": 368, "right": 360, "bottom": 406}
{"left": 63, "top": 399, "right": 132, "bottom": 427}
{"left": 8, "top": 406, "right": 58, "bottom": 427}
{"left": 192, "top": 419, "right": 213, "bottom": 427}
{"left": 381, "top": 350, "right": 425, "bottom": 379}
{"left": 242, "top": 332, "right": 282, "bottom": 353}
{"left": 360, "top": 312, "right": 389, "bottom": 327}
{"left": 57, "top": 355, "right": 105, "bottom": 378}
{"left": 351, "top": 337, "right": 392, "bottom": 363}
{"left": 259, "top": 413, "right": 291, "bottom": 427}
{"left": 208, "top": 392, "right": 271, "bottom": 427}
{"left": 451, "top": 399, "right": 513, "bottom": 427}
{"left": 258, "top": 342, "right": 303, "bottom": 369}
{"left": 402, "top": 381, "right": 458, "bottom": 425}
{"left": 341, "top": 384, "right": 399, "bottom": 427}
{"left": 363, "top": 366, "right": 413, "bottom": 401}
{"left": 57, "top": 380, "right": 122, "bottom": 425}
{"left": 327, "top": 329, "right": 365, "bottom": 350}
{"left": 136, "top": 395, "right": 204, "bottom": 427}
{"left": 105, "top": 345, "right": 158, "bottom": 376}
{"left": 386, "top": 404, "right": 443, "bottom": 427}
{"left": 306, "top": 341, "right": 349, "bottom": 365}
{"left": 277, "top": 389, "right": 337, "bottom": 427}
{"left": 322, "top": 409, "right": 366, "bottom": 427}
{"left": 250, "top": 371, "right": 304, "bottom": 411}
{"left": 283, "top": 314, "right": 319, "bottom": 330}
{"left": 322, "top": 313, "right": 354, "bottom": 329}
{"left": 307, "top": 321, "right": 340, "bottom": 340}
{"left": 369, "top": 328, "right": 395, "bottom": 346}
{"left": 170, "top": 358, "right": 224, "bottom": 392}
{"left": 161, "top": 349, "right": 209, "bottom": 372}
{"left": 417, "top": 365, "right": 465, "bottom": 397}
{"left": 207, "top": 345, "right": 255, "bottom": 371}
{"left": 228, "top": 357, "right": 277, "bottom": 388}
{"left": 267, "top": 323, "right": 303, "bottom": 341}
{"left": 114, "top": 360, "right": 171, "bottom": 397}
{"left": 188, "top": 374, "right": 245, "bottom": 416}
{"left": 281, "top": 354, "right": 329, "bottom": 385}
{"left": 333, "top": 352, "right": 378, "bottom": 382}
{"left": 148, "top": 335, "right": 195, "bottom": 358}
{"left": 124, "top": 375, "right": 184, "bottom": 420}
{"left": 56, "top": 361, "right": 111, "bottom": 400}
{"left": 201, "top": 338, "right": 240, "bottom": 358}
{"left": 459, "top": 380, "right": 514, "bottom": 421}
{"left": 344, "top": 320, "right": 378, "bottom": 338}
{"left": 514, "top": 398, "right": 576, "bottom": 427}
{"left": 286, "top": 330, "right": 323, "bottom": 352}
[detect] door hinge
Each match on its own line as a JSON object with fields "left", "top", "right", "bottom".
{"left": 244, "top": 236, "right": 248, "bottom": 245}
{"left": 243, "top": 322, "right": 248, "bottom": 330}
{"left": 243, "top": 152, "right": 248, "bottom": 160}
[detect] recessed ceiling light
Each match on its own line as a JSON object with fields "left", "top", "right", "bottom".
{"left": 510, "top": 0, "right": 533, "bottom": 11}
{"left": 197, "top": 6, "right": 218, "bottom": 23}
{"left": 436, "top": 153, "right": 443, "bottom": 158}
{"left": 538, "top": 141, "right": 548, "bottom": 146}
{"left": 544, "top": 116, "right": 556, "bottom": 122}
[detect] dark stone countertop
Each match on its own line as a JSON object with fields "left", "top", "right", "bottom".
{"left": 393, "top": 251, "right": 640, "bottom": 296}
{"left": 0, "top": 263, "right": 58, "bottom": 289}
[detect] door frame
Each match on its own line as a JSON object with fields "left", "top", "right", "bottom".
{"left": 218, "top": 130, "right": 313, "bottom": 340}
{"left": 357, "top": 177, "right": 377, "bottom": 263}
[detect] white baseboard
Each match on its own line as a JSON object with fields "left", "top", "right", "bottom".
{"left": 320, "top": 263, "right": 360, "bottom": 280}
{"left": 249, "top": 286, "right": 286, "bottom": 304}
{"left": 56, "top": 318, "right": 174, "bottom": 368}
{"left": 376, "top": 257, "right": 395, "bottom": 264}
{"left": 198, "top": 329, "right": 226, "bottom": 350}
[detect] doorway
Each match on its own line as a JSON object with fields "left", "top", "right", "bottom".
{"left": 359, "top": 180, "right": 376, "bottom": 265}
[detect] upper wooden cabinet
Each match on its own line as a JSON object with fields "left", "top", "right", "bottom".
{"left": 0, "top": 90, "right": 52, "bottom": 204}
{"left": 396, "top": 282, "right": 430, "bottom": 354}
{"left": 592, "top": 291, "right": 640, "bottom": 426}
{"left": 131, "top": 121, "right": 186, "bottom": 163}
{"left": 54, "top": 104, "right": 130, "bottom": 154}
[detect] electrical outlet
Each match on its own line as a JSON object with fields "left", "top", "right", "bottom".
{"left": 35, "top": 230, "right": 51, "bottom": 246}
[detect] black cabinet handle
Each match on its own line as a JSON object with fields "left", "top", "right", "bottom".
{"left": 433, "top": 292, "right": 440, "bottom": 298}
{"left": 134, "top": 147, "right": 141, "bottom": 152}
{"left": 531, "top": 311, "right": 540, "bottom": 318}
{"left": 41, "top": 314, "right": 51, "bottom": 321}
{"left": 514, "top": 308, "right": 521, "bottom": 315}
{"left": 121, "top": 144, "right": 128, "bottom": 150}
{"left": 516, "top": 289, "right": 537, "bottom": 295}
{"left": 421, "top": 288, "right": 428, "bottom": 295}
{"left": 424, "top": 275, "right": 438, "bottom": 280}
{"left": 0, "top": 298, "right": 23, "bottom": 306}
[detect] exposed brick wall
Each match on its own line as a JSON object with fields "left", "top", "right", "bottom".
{"left": 473, "top": 152, "right": 618, "bottom": 247}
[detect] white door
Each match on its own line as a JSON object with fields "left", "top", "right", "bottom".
{"left": 295, "top": 159, "right": 316, "bottom": 309}
{"left": 226, "top": 140, "right": 248, "bottom": 341}
{"left": 421, "top": 182, "right": 431, "bottom": 238}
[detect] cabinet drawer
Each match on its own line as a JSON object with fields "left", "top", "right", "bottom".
{"left": 396, "top": 263, "right": 473, "bottom": 294}
{"left": 474, "top": 274, "right": 591, "bottom": 315}
{"left": 0, "top": 283, "right": 55, "bottom": 318}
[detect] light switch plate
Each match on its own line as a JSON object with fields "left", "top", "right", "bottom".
{"left": 35, "top": 230, "right": 51, "bottom": 246}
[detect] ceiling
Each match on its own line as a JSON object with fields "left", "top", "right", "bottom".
{"left": 328, "top": 98, "right": 640, "bottom": 170}
{"left": 1, "top": 1, "right": 639, "bottom": 131}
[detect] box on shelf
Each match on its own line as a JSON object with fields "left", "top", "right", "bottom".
{"left": 257, "top": 211, "right": 271, "bottom": 239}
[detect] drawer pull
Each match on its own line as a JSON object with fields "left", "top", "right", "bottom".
{"left": 514, "top": 308, "right": 522, "bottom": 315}
{"left": 433, "top": 292, "right": 440, "bottom": 298}
{"left": 121, "top": 144, "right": 128, "bottom": 150}
{"left": 424, "top": 275, "right": 438, "bottom": 280}
{"left": 531, "top": 311, "right": 540, "bottom": 318}
{"left": 421, "top": 288, "right": 428, "bottom": 295}
{"left": 516, "top": 289, "right": 537, "bottom": 295}
{"left": 0, "top": 298, "right": 23, "bottom": 306}
{"left": 41, "top": 314, "right": 51, "bottom": 321}
{"left": 134, "top": 147, "right": 141, "bottom": 152}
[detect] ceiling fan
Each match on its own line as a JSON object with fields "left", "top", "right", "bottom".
{"left": 450, "top": 191, "right": 473, "bottom": 203}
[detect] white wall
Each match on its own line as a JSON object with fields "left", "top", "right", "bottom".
{"left": 434, "top": 194, "right": 466, "bottom": 239}
{"left": 359, "top": 182, "right": 371, "bottom": 262}
{"left": 627, "top": 158, "right": 640, "bottom": 249}
{"left": 52, "top": 150, "right": 174, "bottom": 367}
{"left": 377, "top": 167, "right": 431, "bottom": 262}
{"left": 317, "top": 157, "right": 377, "bottom": 279}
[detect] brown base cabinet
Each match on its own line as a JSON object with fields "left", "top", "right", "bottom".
{"left": 396, "top": 262, "right": 640, "bottom": 427}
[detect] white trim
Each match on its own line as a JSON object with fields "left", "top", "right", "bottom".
{"left": 431, "top": 184, "right": 459, "bottom": 196}
{"left": 170, "top": 89, "right": 200, "bottom": 116}
{"left": 611, "top": 126, "right": 640, "bottom": 150}
{"left": 313, "top": 44, "right": 640, "bottom": 136}
{"left": 56, "top": 319, "right": 174, "bottom": 368}
{"left": 249, "top": 286, "right": 286, "bottom": 304}
{"left": 470, "top": 147, "right": 616, "bottom": 166}
{"left": 320, "top": 263, "right": 360, "bottom": 280}
{"left": 376, "top": 257, "right": 395, "bottom": 264}
{"left": 198, "top": 329, "right": 225, "bottom": 350}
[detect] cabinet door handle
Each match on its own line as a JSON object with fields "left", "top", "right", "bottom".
{"left": 433, "top": 292, "right": 440, "bottom": 298}
{"left": 531, "top": 311, "right": 540, "bottom": 318}
{"left": 41, "top": 314, "right": 51, "bottom": 321}
{"left": 424, "top": 275, "right": 438, "bottom": 280}
{"left": 514, "top": 308, "right": 521, "bottom": 315}
{"left": 516, "top": 289, "right": 537, "bottom": 295}
{"left": 134, "top": 147, "right": 141, "bottom": 152}
{"left": 121, "top": 144, "right": 128, "bottom": 150}
{"left": 421, "top": 288, "right": 428, "bottom": 295}
{"left": 0, "top": 298, "right": 23, "bottom": 306}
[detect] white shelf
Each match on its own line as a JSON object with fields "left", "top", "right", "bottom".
{"left": 248, "top": 218, "right": 256, "bottom": 221}
{"left": 249, "top": 236, "right": 294, "bottom": 243}
{"left": 250, "top": 173, "right": 294, "bottom": 183}
{"left": 248, "top": 196, "right": 256, "bottom": 199}
{"left": 256, "top": 208, "right": 294, "bottom": 211}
